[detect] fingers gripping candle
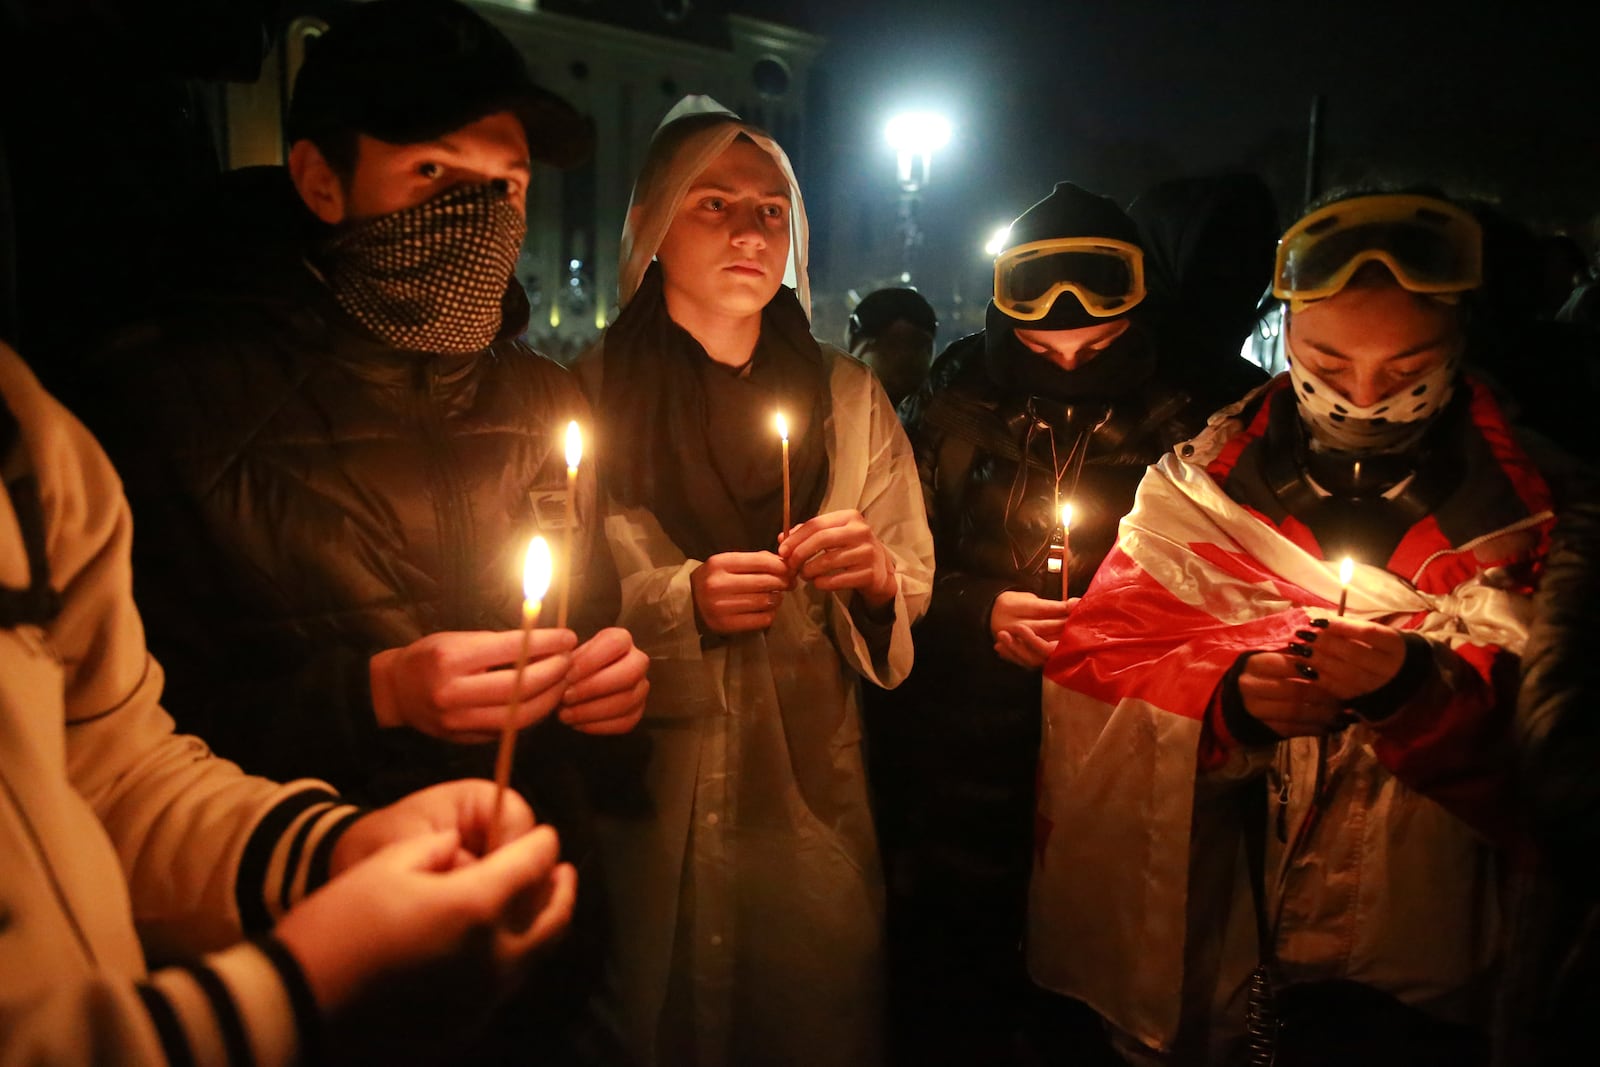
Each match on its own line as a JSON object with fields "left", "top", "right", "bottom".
{"left": 491, "top": 535, "right": 552, "bottom": 848}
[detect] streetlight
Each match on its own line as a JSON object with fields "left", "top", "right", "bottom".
{"left": 885, "top": 111, "right": 952, "bottom": 191}
{"left": 884, "top": 110, "right": 952, "bottom": 283}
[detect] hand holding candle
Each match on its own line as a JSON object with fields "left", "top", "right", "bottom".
{"left": 557, "top": 421, "right": 582, "bottom": 630}
{"left": 775, "top": 411, "right": 791, "bottom": 536}
{"left": 1336, "top": 555, "right": 1354, "bottom": 617}
{"left": 491, "top": 535, "right": 552, "bottom": 849}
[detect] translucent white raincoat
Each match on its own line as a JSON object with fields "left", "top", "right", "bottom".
{"left": 578, "top": 103, "right": 935, "bottom": 1067}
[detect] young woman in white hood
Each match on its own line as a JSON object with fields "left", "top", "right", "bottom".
{"left": 576, "top": 99, "right": 934, "bottom": 1067}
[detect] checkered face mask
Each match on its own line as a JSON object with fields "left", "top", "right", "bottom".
{"left": 315, "top": 182, "right": 526, "bottom": 354}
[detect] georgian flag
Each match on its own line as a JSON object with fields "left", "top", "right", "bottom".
{"left": 1025, "top": 442, "right": 1539, "bottom": 1050}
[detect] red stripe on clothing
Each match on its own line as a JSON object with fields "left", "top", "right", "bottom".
{"left": 1465, "top": 379, "right": 1554, "bottom": 518}
{"left": 1387, "top": 512, "right": 1452, "bottom": 590}
{"left": 1205, "top": 386, "right": 1278, "bottom": 482}
{"left": 1367, "top": 638, "right": 1518, "bottom": 844}
{"left": 1275, "top": 512, "right": 1322, "bottom": 557}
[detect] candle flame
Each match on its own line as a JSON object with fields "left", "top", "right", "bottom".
{"left": 1060, "top": 503, "right": 1073, "bottom": 531}
{"left": 564, "top": 420, "right": 583, "bottom": 470}
{"left": 774, "top": 411, "right": 789, "bottom": 443}
{"left": 1339, "top": 556, "right": 1354, "bottom": 586}
{"left": 523, "top": 536, "right": 553, "bottom": 604}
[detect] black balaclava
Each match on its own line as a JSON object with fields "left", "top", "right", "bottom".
{"left": 985, "top": 182, "right": 1154, "bottom": 400}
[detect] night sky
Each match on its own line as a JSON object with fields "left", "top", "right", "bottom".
{"left": 3, "top": 0, "right": 1595, "bottom": 367}
{"left": 766, "top": 0, "right": 1597, "bottom": 212}
{"left": 735, "top": 0, "right": 1598, "bottom": 335}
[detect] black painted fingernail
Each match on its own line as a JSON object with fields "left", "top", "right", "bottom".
{"left": 1286, "top": 643, "right": 1314, "bottom": 659}
{"left": 1297, "top": 664, "right": 1319, "bottom": 680}
{"left": 1295, "top": 629, "right": 1320, "bottom": 643}
{"left": 1310, "top": 618, "right": 1330, "bottom": 629}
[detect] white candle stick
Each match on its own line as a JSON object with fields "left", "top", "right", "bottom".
{"left": 1047, "top": 502, "right": 1073, "bottom": 600}
{"left": 557, "top": 421, "right": 582, "bottom": 630}
{"left": 775, "top": 411, "right": 791, "bottom": 535}
{"left": 491, "top": 535, "right": 552, "bottom": 849}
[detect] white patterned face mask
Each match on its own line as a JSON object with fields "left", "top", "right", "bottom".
{"left": 314, "top": 182, "right": 526, "bottom": 353}
{"left": 1285, "top": 336, "right": 1459, "bottom": 453}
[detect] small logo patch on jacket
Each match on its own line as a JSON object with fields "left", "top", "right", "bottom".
{"left": 528, "top": 489, "right": 573, "bottom": 531}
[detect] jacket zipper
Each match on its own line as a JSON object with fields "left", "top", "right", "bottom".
{"left": 1267, "top": 736, "right": 1333, "bottom": 941}
{"left": 413, "top": 361, "right": 471, "bottom": 629}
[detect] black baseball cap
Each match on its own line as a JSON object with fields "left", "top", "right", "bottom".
{"left": 848, "top": 287, "right": 938, "bottom": 346}
{"left": 286, "top": 0, "right": 594, "bottom": 169}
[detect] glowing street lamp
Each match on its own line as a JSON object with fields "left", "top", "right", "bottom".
{"left": 884, "top": 111, "right": 952, "bottom": 284}
{"left": 885, "top": 111, "right": 952, "bottom": 192}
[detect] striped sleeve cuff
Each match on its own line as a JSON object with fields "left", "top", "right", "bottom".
{"left": 141, "top": 940, "right": 309, "bottom": 1067}
{"left": 236, "top": 786, "right": 364, "bottom": 932}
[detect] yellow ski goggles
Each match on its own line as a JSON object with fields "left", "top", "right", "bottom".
{"left": 993, "top": 237, "right": 1146, "bottom": 320}
{"left": 1272, "top": 194, "right": 1483, "bottom": 306}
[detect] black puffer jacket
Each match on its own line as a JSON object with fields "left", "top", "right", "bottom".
{"left": 77, "top": 169, "right": 615, "bottom": 815}
{"left": 77, "top": 170, "right": 624, "bottom": 1064}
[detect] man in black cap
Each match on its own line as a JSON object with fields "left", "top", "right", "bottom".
{"left": 875, "top": 181, "right": 1266, "bottom": 1065}
{"left": 78, "top": 2, "right": 646, "bottom": 1060}
{"left": 846, "top": 286, "right": 939, "bottom": 408}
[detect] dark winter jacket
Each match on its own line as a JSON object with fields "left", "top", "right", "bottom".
{"left": 1498, "top": 483, "right": 1600, "bottom": 1066}
{"left": 904, "top": 330, "right": 1236, "bottom": 659}
{"left": 80, "top": 173, "right": 614, "bottom": 816}
{"left": 75, "top": 169, "right": 623, "bottom": 1062}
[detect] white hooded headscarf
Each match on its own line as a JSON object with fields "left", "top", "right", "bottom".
{"left": 617, "top": 95, "right": 812, "bottom": 319}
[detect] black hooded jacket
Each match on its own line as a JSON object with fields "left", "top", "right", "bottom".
{"left": 872, "top": 177, "right": 1270, "bottom": 928}
{"left": 73, "top": 167, "right": 628, "bottom": 1061}
{"left": 75, "top": 168, "right": 617, "bottom": 816}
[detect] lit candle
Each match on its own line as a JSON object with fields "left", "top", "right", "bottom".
{"left": 556, "top": 421, "right": 582, "bottom": 630}
{"left": 1336, "top": 555, "right": 1354, "bottom": 617}
{"left": 775, "top": 411, "right": 791, "bottom": 535}
{"left": 491, "top": 535, "right": 552, "bottom": 849}
{"left": 1046, "top": 502, "right": 1073, "bottom": 600}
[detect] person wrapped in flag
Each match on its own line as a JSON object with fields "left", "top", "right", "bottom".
{"left": 1028, "top": 190, "right": 1571, "bottom": 1065}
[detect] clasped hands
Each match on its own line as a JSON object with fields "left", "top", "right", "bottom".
{"left": 370, "top": 624, "right": 649, "bottom": 743}
{"left": 1235, "top": 616, "right": 1409, "bottom": 737}
{"left": 691, "top": 509, "right": 898, "bottom": 636}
